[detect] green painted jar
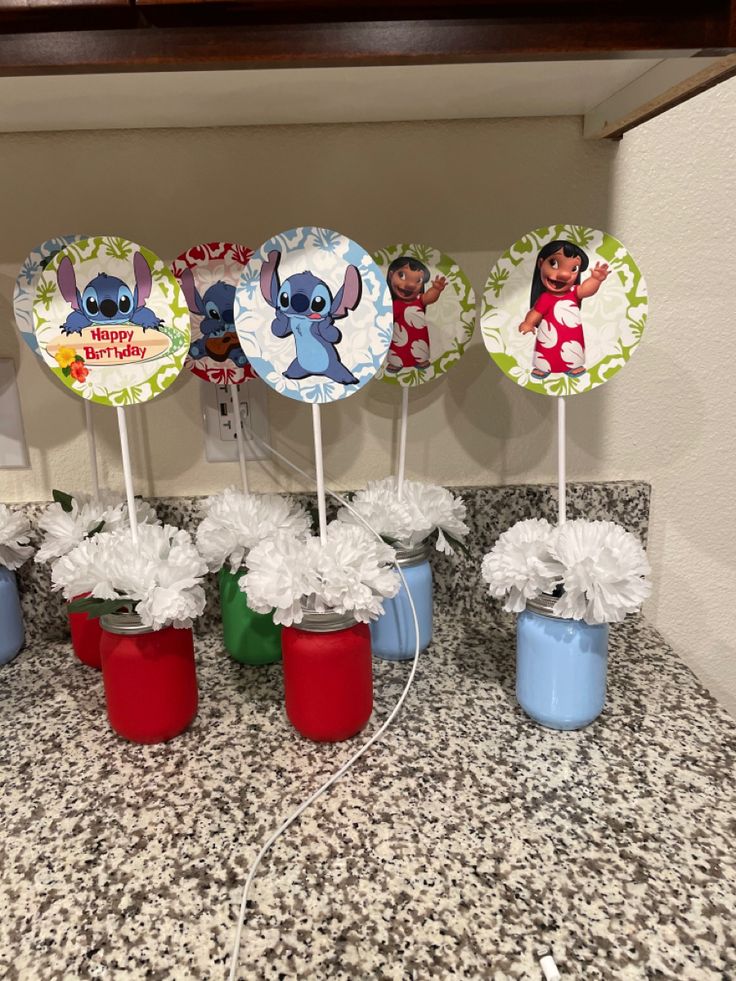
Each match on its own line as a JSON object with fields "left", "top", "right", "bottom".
{"left": 218, "top": 567, "right": 281, "bottom": 665}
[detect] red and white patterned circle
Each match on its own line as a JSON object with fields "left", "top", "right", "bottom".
{"left": 171, "top": 241, "right": 255, "bottom": 386}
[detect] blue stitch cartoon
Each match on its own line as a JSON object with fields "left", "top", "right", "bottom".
{"left": 57, "top": 252, "right": 164, "bottom": 335}
{"left": 178, "top": 269, "right": 247, "bottom": 367}
{"left": 260, "top": 250, "right": 362, "bottom": 385}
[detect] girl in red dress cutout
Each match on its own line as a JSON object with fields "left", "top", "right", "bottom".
{"left": 385, "top": 257, "right": 447, "bottom": 374}
{"left": 518, "top": 241, "right": 610, "bottom": 380}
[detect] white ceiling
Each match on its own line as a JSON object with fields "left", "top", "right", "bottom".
{"left": 0, "top": 60, "right": 664, "bottom": 133}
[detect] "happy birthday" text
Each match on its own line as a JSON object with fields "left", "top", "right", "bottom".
{"left": 84, "top": 327, "right": 147, "bottom": 360}
{"left": 84, "top": 345, "right": 148, "bottom": 360}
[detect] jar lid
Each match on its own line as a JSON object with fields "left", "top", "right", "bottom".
{"left": 525, "top": 593, "right": 560, "bottom": 618}
{"left": 296, "top": 609, "right": 358, "bottom": 633}
{"left": 393, "top": 541, "right": 432, "bottom": 566}
{"left": 100, "top": 611, "right": 149, "bottom": 635}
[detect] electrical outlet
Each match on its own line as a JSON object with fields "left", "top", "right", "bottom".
{"left": 201, "top": 382, "right": 270, "bottom": 463}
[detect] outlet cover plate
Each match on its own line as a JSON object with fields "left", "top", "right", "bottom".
{"left": 201, "top": 382, "right": 270, "bottom": 463}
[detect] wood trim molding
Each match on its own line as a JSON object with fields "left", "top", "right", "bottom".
{"left": 584, "top": 53, "right": 736, "bottom": 138}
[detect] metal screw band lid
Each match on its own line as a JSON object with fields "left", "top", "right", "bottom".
{"left": 100, "top": 611, "right": 151, "bottom": 635}
{"left": 525, "top": 593, "right": 561, "bottom": 618}
{"left": 393, "top": 541, "right": 432, "bottom": 566}
{"left": 295, "top": 609, "right": 359, "bottom": 633}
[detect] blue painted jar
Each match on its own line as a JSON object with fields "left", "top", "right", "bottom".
{"left": 371, "top": 543, "right": 432, "bottom": 661}
{"left": 516, "top": 594, "right": 608, "bottom": 730}
{"left": 0, "top": 566, "right": 25, "bottom": 665}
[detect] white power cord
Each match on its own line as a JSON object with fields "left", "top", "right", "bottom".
{"left": 228, "top": 428, "right": 423, "bottom": 981}
{"left": 537, "top": 947, "right": 561, "bottom": 981}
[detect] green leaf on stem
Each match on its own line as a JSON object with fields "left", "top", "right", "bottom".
{"left": 52, "top": 489, "right": 75, "bottom": 513}
{"left": 87, "top": 521, "right": 105, "bottom": 539}
{"left": 67, "top": 596, "right": 133, "bottom": 619}
{"left": 442, "top": 531, "right": 470, "bottom": 557}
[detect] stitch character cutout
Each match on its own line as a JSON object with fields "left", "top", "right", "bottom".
{"left": 178, "top": 270, "right": 247, "bottom": 368}
{"left": 260, "top": 249, "right": 362, "bottom": 385}
{"left": 518, "top": 240, "right": 610, "bottom": 379}
{"left": 57, "top": 251, "right": 164, "bottom": 335}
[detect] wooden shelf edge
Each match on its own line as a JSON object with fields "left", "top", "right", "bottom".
{"left": 584, "top": 53, "right": 736, "bottom": 138}
{"left": 1, "top": 15, "right": 735, "bottom": 77}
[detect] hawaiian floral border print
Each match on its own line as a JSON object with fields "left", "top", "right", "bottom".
{"left": 481, "top": 224, "right": 648, "bottom": 397}
{"left": 33, "top": 236, "right": 190, "bottom": 406}
{"left": 372, "top": 243, "right": 476, "bottom": 388}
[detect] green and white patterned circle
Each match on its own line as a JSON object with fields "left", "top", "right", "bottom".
{"left": 33, "top": 236, "right": 189, "bottom": 406}
{"left": 372, "top": 243, "right": 476, "bottom": 388}
{"left": 481, "top": 225, "right": 648, "bottom": 397}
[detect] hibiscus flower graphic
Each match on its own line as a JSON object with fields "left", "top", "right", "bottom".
{"left": 54, "top": 346, "right": 77, "bottom": 370}
{"left": 70, "top": 359, "right": 89, "bottom": 382}
{"left": 56, "top": 347, "right": 90, "bottom": 383}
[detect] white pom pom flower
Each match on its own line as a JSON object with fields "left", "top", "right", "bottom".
{"left": 338, "top": 477, "right": 468, "bottom": 553}
{"left": 36, "top": 489, "right": 157, "bottom": 565}
{"left": 240, "top": 533, "right": 320, "bottom": 626}
{"left": 314, "top": 523, "right": 400, "bottom": 619}
{"left": 481, "top": 518, "right": 562, "bottom": 613}
{"left": 242, "top": 521, "right": 400, "bottom": 627}
{"left": 52, "top": 523, "right": 207, "bottom": 631}
{"left": 480, "top": 517, "right": 651, "bottom": 625}
{"left": 551, "top": 519, "right": 651, "bottom": 625}
{"left": 195, "top": 488, "right": 311, "bottom": 573}
{"left": 0, "top": 504, "right": 34, "bottom": 571}
{"left": 50, "top": 534, "right": 118, "bottom": 600}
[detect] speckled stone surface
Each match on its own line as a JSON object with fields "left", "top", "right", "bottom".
{"left": 2, "top": 606, "right": 736, "bottom": 978}
{"left": 13, "top": 480, "right": 651, "bottom": 643}
{"left": 1, "top": 612, "right": 735, "bottom": 980}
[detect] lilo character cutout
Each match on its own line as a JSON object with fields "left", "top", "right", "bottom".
{"left": 260, "top": 250, "right": 362, "bottom": 385}
{"left": 178, "top": 271, "right": 247, "bottom": 367}
{"left": 384, "top": 256, "right": 447, "bottom": 374}
{"left": 57, "top": 252, "right": 164, "bottom": 334}
{"left": 518, "top": 241, "right": 610, "bottom": 380}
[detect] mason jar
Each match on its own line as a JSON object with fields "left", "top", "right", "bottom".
{"left": 99, "top": 612, "right": 198, "bottom": 744}
{"left": 370, "top": 543, "right": 432, "bottom": 661}
{"left": 517, "top": 594, "right": 609, "bottom": 730}
{"left": 218, "top": 566, "right": 281, "bottom": 665}
{"left": 67, "top": 592, "right": 102, "bottom": 669}
{"left": 0, "top": 567, "right": 24, "bottom": 665}
{"left": 281, "top": 610, "right": 372, "bottom": 742}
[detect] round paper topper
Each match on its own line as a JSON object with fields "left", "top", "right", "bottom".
{"left": 234, "top": 227, "right": 393, "bottom": 404}
{"left": 171, "top": 241, "right": 255, "bottom": 386}
{"left": 372, "top": 243, "right": 476, "bottom": 387}
{"left": 14, "top": 233, "right": 89, "bottom": 356}
{"left": 481, "top": 225, "right": 648, "bottom": 397}
{"left": 33, "top": 236, "right": 189, "bottom": 406}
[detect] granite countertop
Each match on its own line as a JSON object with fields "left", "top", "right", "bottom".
{"left": 1, "top": 611, "right": 735, "bottom": 981}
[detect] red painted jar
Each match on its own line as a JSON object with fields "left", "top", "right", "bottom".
{"left": 282, "top": 611, "right": 372, "bottom": 742}
{"left": 99, "top": 612, "right": 198, "bottom": 744}
{"left": 68, "top": 593, "right": 102, "bottom": 669}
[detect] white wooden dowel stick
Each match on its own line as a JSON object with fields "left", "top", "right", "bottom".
{"left": 397, "top": 385, "right": 409, "bottom": 500}
{"left": 557, "top": 396, "right": 567, "bottom": 526}
{"left": 84, "top": 400, "right": 100, "bottom": 504}
{"left": 312, "top": 403, "right": 327, "bottom": 544}
{"left": 229, "top": 383, "right": 249, "bottom": 494}
{"left": 116, "top": 406, "right": 138, "bottom": 545}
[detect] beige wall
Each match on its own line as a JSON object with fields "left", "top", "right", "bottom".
{"left": 0, "top": 86, "right": 734, "bottom": 715}
{"left": 609, "top": 79, "right": 736, "bottom": 720}
{"left": 0, "top": 115, "right": 617, "bottom": 503}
